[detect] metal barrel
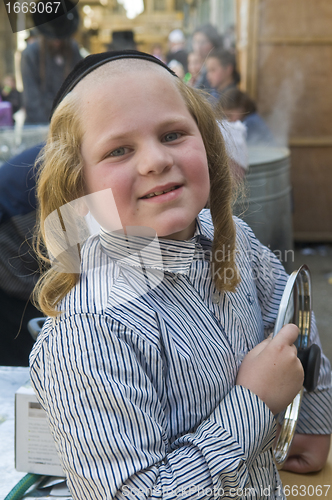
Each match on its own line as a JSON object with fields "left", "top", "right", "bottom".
{"left": 234, "top": 147, "right": 294, "bottom": 272}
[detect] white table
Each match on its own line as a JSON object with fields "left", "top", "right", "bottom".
{"left": 0, "top": 366, "right": 30, "bottom": 498}
{"left": 0, "top": 367, "right": 71, "bottom": 499}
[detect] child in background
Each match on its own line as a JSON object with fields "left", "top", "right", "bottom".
{"left": 221, "top": 88, "right": 275, "bottom": 145}
{"left": 0, "top": 74, "right": 22, "bottom": 115}
{"left": 151, "top": 43, "right": 166, "bottom": 64}
{"left": 186, "top": 51, "right": 204, "bottom": 87}
{"left": 166, "top": 29, "right": 188, "bottom": 73}
{"left": 167, "top": 59, "right": 185, "bottom": 79}
{"left": 30, "top": 51, "right": 332, "bottom": 500}
{"left": 191, "top": 24, "right": 223, "bottom": 95}
{"left": 205, "top": 49, "right": 240, "bottom": 99}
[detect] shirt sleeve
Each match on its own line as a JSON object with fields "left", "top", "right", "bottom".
{"left": 295, "top": 311, "right": 332, "bottom": 434}
{"left": 235, "top": 218, "right": 332, "bottom": 435}
{"left": 30, "top": 313, "right": 276, "bottom": 500}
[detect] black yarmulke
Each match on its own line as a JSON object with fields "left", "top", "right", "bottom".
{"left": 50, "top": 50, "right": 177, "bottom": 120}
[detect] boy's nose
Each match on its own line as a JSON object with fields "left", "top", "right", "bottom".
{"left": 138, "top": 142, "right": 174, "bottom": 175}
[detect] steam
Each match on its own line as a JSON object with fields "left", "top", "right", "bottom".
{"left": 265, "top": 63, "right": 304, "bottom": 147}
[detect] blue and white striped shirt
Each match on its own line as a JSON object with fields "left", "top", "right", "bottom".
{"left": 30, "top": 210, "right": 332, "bottom": 500}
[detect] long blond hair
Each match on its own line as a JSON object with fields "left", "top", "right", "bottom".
{"left": 34, "top": 70, "right": 240, "bottom": 316}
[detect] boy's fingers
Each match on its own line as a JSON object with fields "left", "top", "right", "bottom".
{"left": 273, "top": 323, "right": 300, "bottom": 346}
{"left": 245, "top": 324, "right": 299, "bottom": 359}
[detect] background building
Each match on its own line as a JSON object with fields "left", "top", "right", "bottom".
{"left": 237, "top": 0, "right": 332, "bottom": 241}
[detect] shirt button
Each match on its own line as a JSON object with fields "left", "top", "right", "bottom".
{"left": 212, "top": 292, "right": 220, "bottom": 304}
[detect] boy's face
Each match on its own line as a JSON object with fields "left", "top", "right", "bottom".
{"left": 206, "top": 57, "right": 231, "bottom": 90}
{"left": 80, "top": 68, "right": 210, "bottom": 240}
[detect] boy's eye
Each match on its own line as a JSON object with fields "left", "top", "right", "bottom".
{"left": 109, "top": 147, "right": 127, "bottom": 157}
{"left": 163, "top": 132, "right": 181, "bottom": 142}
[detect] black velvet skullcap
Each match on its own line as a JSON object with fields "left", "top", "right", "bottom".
{"left": 50, "top": 50, "right": 178, "bottom": 119}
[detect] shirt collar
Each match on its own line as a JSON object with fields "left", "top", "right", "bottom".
{"left": 99, "top": 212, "right": 213, "bottom": 275}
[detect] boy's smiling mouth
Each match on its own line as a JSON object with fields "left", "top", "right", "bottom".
{"left": 140, "top": 184, "right": 182, "bottom": 199}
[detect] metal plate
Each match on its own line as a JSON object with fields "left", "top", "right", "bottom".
{"left": 272, "top": 265, "right": 311, "bottom": 468}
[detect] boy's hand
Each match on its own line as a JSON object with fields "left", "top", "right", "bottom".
{"left": 282, "top": 433, "right": 331, "bottom": 473}
{"left": 236, "top": 324, "right": 304, "bottom": 415}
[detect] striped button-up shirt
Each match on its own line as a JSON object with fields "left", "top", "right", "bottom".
{"left": 30, "top": 210, "right": 332, "bottom": 500}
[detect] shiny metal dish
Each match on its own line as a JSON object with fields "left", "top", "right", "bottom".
{"left": 272, "top": 265, "right": 311, "bottom": 469}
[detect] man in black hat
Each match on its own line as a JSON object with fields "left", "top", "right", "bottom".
{"left": 20, "top": 0, "right": 83, "bottom": 124}
{"left": 107, "top": 30, "right": 137, "bottom": 51}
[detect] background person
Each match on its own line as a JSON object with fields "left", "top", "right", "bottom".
{"left": 0, "top": 74, "right": 23, "bottom": 116}
{"left": 20, "top": 0, "right": 82, "bottom": 124}
{"left": 0, "top": 144, "right": 44, "bottom": 366}
{"left": 205, "top": 49, "right": 240, "bottom": 100}
{"left": 221, "top": 88, "right": 275, "bottom": 145}
{"left": 151, "top": 43, "right": 166, "bottom": 63}
{"left": 191, "top": 24, "right": 223, "bottom": 94}
{"left": 166, "top": 29, "right": 188, "bottom": 73}
{"left": 107, "top": 30, "right": 137, "bottom": 52}
{"left": 167, "top": 59, "right": 185, "bottom": 79}
{"left": 220, "top": 119, "right": 248, "bottom": 183}
{"left": 186, "top": 51, "right": 204, "bottom": 87}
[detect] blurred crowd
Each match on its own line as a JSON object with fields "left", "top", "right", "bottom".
{"left": 0, "top": 16, "right": 274, "bottom": 144}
